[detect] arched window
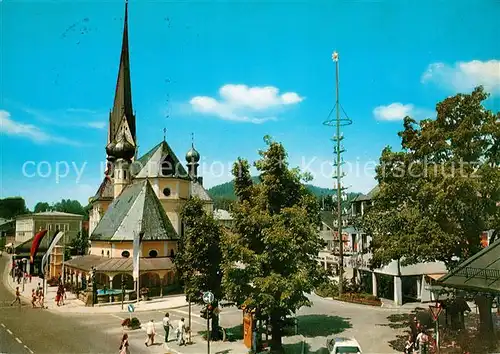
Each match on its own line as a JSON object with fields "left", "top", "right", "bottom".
{"left": 148, "top": 250, "right": 158, "bottom": 258}
{"left": 121, "top": 251, "right": 130, "bottom": 258}
{"left": 123, "top": 170, "right": 127, "bottom": 179}
{"left": 101, "top": 250, "right": 104, "bottom": 256}
{"left": 170, "top": 249, "right": 175, "bottom": 258}
{"left": 106, "top": 250, "right": 110, "bottom": 257}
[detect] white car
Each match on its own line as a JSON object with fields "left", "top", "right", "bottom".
{"left": 326, "top": 337, "right": 362, "bottom": 354}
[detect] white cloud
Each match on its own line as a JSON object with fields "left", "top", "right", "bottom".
{"left": 189, "top": 84, "right": 304, "bottom": 124}
{"left": 373, "top": 103, "right": 415, "bottom": 121}
{"left": 21, "top": 106, "right": 107, "bottom": 130}
{"left": 421, "top": 60, "right": 500, "bottom": 94}
{"left": 0, "top": 110, "right": 81, "bottom": 145}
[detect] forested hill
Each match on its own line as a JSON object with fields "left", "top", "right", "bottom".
{"left": 207, "top": 177, "right": 360, "bottom": 210}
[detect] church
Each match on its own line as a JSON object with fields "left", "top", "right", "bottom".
{"left": 65, "top": 1, "right": 212, "bottom": 299}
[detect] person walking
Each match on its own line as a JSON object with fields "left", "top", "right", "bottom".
{"left": 144, "top": 319, "right": 156, "bottom": 347}
{"left": 416, "top": 328, "right": 429, "bottom": 354}
{"left": 31, "top": 289, "right": 37, "bottom": 308}
{"left": 119, "top": 333, "right": 130, "bottom": 354}
{"left": 162, "top": 312, "right": 173, "bottom": 342}
{"left": 11, "top": 286, "right": 21, "bottom": 306}
{"left": 177, "top": 318, "right": 186, "bottom": 346}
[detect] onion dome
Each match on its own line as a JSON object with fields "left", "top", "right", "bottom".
{"left": 106, "top": 141, "right": 117, "bottom": 161}
{"left": 112, "top": 130, "right": 135, "bottom": 160}
{"left": 186, "top": 145, "right": 200, "bottom": 163}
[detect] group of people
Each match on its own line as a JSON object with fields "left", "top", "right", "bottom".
{"left": 404, "top": 317, "right": 432, "bottom": 354}
{"left": 30, "top": 283, "right": 45, "bottom": 308}
{"left": 11, "top": 260, "right": 31, "bottom": 285}
{"left": 118, "top": 313, "right": 191, "bottom": 353}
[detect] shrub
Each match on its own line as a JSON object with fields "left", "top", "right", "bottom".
{"left": 129, "top": 317, "right": 141, "bottom": 329}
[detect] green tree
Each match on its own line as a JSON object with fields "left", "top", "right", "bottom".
{"left": 0, "top": 197, "right": 29, "bottom": 219}
{"left": 363, "top": 87, "right": 500, "bottom": 332}
{"left": 175, "top": 197, "right": 224, "bottom": 339}
{"left": 69, "top": 229, "right": 89, "bottom": 256}
{"left": 222, "top": 137, "right": 326, "bottom": 353}
{"left": 34, "top": 202, "right": 51, "bottom": 213}
{"left": 52, "top": 199, "right": 85, "bottom": 216}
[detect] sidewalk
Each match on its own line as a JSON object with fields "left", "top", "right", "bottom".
{"left": 3, "top": 259, "right": 188, "bottom": 314}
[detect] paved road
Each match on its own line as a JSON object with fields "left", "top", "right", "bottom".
{"left": 1, "top": 254, "right": 405, "bottom": 353}
{"left": 0, "top": 256, "right": 121, "bottom": 354}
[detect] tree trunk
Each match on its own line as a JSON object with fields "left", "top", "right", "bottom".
{"left": 475, "top": 295, "right": 494, "bottom": 334}
{"left": 269, "top": 312, "right": 284, "bottom": 353}
{"left": 211, "top": 313, "right": 220, "bottom": 341}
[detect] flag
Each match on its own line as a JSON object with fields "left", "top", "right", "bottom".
{"left": 41, "top": 231, "right": 65, "bottom": 272}
{"left": 132, "top": 231, "right": 144, "bottom": 280}
{"left": 30, "top": 230, "right": 48, "bottom": 263}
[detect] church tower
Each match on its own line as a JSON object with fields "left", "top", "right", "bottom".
{"left": 105, "top": 0, "right": 136, "bottom": 197}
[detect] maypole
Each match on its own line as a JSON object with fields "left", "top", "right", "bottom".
{"left": 323, "top": 51, "right": 352, "bottom": 296}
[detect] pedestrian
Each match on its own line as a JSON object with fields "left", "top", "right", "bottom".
{"left": 404, "top": 334, "right": 415, "bottom": 354}
{"left": 177, "top": 318, "right": 186, "bottom": 346}
{"left": 36, "top": 282, "right": 41, "bottom": 294}
{"left": 10, "top": 286, "right": 21, "bottom": 306}
{"left": 29, "top": 273, "right": 32, "bottom": 283}
{"left": 31, "top": 289, "right": 37, "bottom": 308}
{"left": 119, "top": 333, "right": 130, "bottom": 354}
{"left": 162, "top": 312, "right": 173, "bottom": 342}
{"left": 144, "top": 319, "right": 156, "bottom": 347}
{"left": 416, "top": 328, "right": 429, "bottom": 354}
{"left": 38, "top": 291, "right": 45, "bottom": 308}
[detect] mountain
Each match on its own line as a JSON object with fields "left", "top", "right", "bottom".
{"left": 207, "top": 177, "right": 360, "bottom": 210}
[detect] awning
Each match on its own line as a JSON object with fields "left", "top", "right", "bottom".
{"left": 5, "top": 243, "right": 13, "bottom": 247}
{"left": 427, "top": 273, "right": 447, "bottom": 281}
{"left": 65, "top": 255, "right": 174, "bottom": 273}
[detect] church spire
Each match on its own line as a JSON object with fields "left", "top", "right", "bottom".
{"left": 109, "top": 0, "right": 135, "bottom": 145}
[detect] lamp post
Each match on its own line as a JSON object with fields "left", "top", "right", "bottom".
{"left": 121, "top": 274, "right": 125, "bottom": 310}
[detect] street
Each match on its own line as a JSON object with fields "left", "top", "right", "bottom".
{"left": 1, "top": 255, "right": 410, "bottom": 353}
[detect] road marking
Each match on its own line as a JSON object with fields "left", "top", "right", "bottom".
{"left": 6, "top": 329, "right": 12, "bottom": 335}
{"left": 164, "top": 310, "right": 205, "bottom": 326}
{"left": 0, "top": 323, "right": 5, "bottom": 328}
{"left": 109, "top": 314, "right": 125, "bottom": 321}
{"left": 24, "top": 345, "right": 34, "bottom": 354}
{"left": 15, "top": 337, "right": 22, "bottom": 344}
{"left": 171, "top": 308, "right": 201, "bottom": 319}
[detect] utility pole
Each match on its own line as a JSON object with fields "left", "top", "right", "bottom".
{"left": 323, "top": 51, "right": 352, "bottom": 296}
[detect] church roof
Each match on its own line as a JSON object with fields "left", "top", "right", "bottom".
{"left": 192, "top": 181, "right": 212, "bottom": 201}
{"left": 90, "top": 179, "right": 178, "bottom": 242}
{"left": 90, "top": 177, "right": 114, "bottom": 202}
{"left": 132, "top": 141, "right": 189, "bottom": 179}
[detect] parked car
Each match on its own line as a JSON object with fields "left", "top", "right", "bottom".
{"left": 326, "top": 337, "right": 362, "bottom": 354}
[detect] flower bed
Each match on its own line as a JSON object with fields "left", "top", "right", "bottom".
{"left": 121, "top": 317, "right": 141, "bottom": 330}
{"left": 337, "top": 293, "right": 382, "bottom": 306}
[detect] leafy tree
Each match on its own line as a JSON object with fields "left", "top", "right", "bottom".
{"left": 222, "top": 136, "right": 327, "bottom": 353}
{"left": 175, "top": 197, "right": 224, "bottom": 339}
{"left": 363, "top": 86, "right": 500, "bottom": 332}
{"left": 34, "top": 202, "right": 51, "bottom": 213}
{"left": 52, "top": 199, "right": 85, "bottom": 216}
{"left": 213, "top": 197, "right": 235, "bottom": 211}
{"left": 0, "top": 197, "right": 29, "bottom": 219}
{"left": 70, "top": 229, "right": 89, "bottom": 256}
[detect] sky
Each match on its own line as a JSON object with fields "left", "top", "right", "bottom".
{"left": 1, "top": 0, "right": 499, "bottom": 210}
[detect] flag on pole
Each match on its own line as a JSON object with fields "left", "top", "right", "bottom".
{"left": 41, "top": 231, "right": 65, "bottom": 272}
{"left": 132, "top": 231, "right": 144, "bottom": 280}
{"left": 30, "top": 230, "right": 48, "bottom": 263}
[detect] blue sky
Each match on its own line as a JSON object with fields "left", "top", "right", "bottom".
{"left": 1, "top": 0, "right": 499, "bottom": 209}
